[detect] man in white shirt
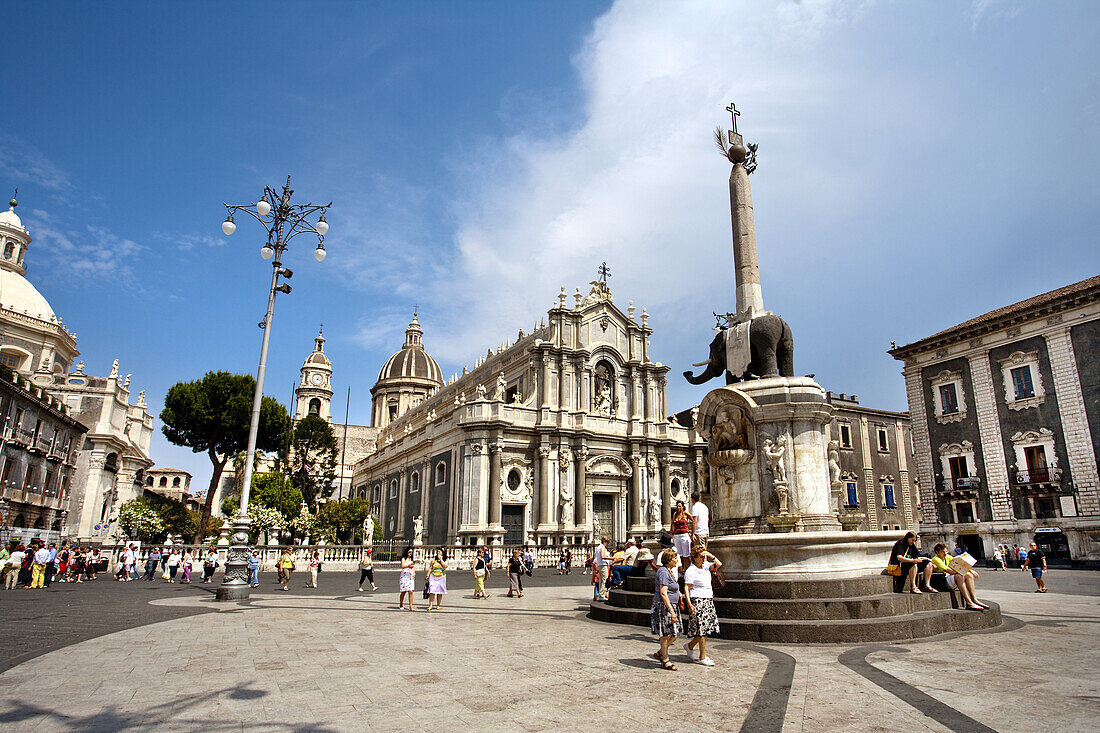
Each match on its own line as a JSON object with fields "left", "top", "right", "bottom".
{"left": 120, "top": 545, "right": 136, "bottom": 581}
{"left": 691, "top": 492, "right": 710, "bottom": 547}
{"left": 31, "top": 544, "right": 50, "bottom": 588}
{"left": 594, "top": 537, "right": 612, "bottom": 602}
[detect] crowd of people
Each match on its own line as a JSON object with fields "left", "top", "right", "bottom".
{"left": 1, "top": 540, "right": 107, "bottom": 588}
{"left": 110, "top": 543, "right": 222, "bottom": 584}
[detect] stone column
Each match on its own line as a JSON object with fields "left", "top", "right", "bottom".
{"left": 540, "top": 355, "right": 552, "bottom": 409}
{"left": 630, "top": 370, "right": 642, "bottom": 421}
{"left": 419, "top": 458, "right": 431, "bottom": 534}
{"left": 967, "top": 352, "right": 1014, "bottom": 521}
{"left": 488, "top": 440, "right": 503, "bottom": 530}
{"left": 730, "top": 157, "right": 764, "bottom": 317}
{"left": 537, "top": 445, "right": 551, "bottom": 530}
{"left": 1044, "top": 328, "right": 1100, "bottom": 515}
{"left": 396, "top": 469, "right": 407, "bottom": 538}
{"left": 659, "top": 455, "right": 672, "bottom": 528}
{"left": 630, "top": 454, "right": 644, "bottom": 530}
{"left": 574, "top": 446, "right": 588, "bottom": 527}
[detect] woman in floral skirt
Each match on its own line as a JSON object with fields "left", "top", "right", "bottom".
{"left": 398, "top": 547, "right": 416, "bottom": 610}
{"left": 683, "top": 546, "right": 723, "bottom": 666}
{"left": 650, "top": 549, "right": 682, "bottom": 670}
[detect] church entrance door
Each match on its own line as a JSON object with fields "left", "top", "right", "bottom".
{"left": 592, "top": 494, "right": 615, "bottom": 541}
{"left": 501, "top": 505, "right": 524, "bottom": 546}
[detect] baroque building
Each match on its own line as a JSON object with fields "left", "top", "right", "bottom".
{"left": 0, "top": 369, "right": 87, "bottom": 541}
{"left": 825, "top": 392, "right": 916, "bottom": 532}
{"left": 0, "top": 197, "right": 155, "bottom": 542}
{"left": 890, "top": 275, "right": 1100, "bottom": 564}
{"left": 352, "top": 279, "right": 702, "bottom": 547}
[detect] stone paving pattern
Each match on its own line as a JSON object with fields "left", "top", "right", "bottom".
{"left": 0, "top": 569, "right": 1097, "bottom": 732}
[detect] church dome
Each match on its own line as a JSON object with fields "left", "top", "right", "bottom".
{"left": 0, "top": 268, "right": 56, "bottom": 321}
{"left": 375, "top": 313, "right": 443, "bottom": 386}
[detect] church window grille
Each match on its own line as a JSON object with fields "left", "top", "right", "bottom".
{"left": 845, "top": 481, "right": 859, "bottom": 507}
{"left": 1010, "top": 366, "right": 1034, "bottom": 400}
{"left": 939, "top": 384, "right": 959, "bottom": 414}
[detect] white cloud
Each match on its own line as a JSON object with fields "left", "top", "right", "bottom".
{"left": 0, "top": 136, "right": 72, "bottom": 193}
{"left": 27, "top": 210, "right": 145, "bottom": 283}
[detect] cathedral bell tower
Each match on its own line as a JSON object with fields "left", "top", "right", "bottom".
{"left": 295, "top": 327, "right": 333, "bottom": 421}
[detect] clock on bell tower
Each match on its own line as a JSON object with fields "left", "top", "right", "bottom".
{"left": 295, "top": 327, "right": 333, "bottom": 420}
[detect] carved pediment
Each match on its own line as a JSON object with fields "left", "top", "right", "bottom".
{"left": 585, "top": 454, "right": 633, "bottom": 478}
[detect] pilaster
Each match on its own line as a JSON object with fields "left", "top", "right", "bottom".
{"left": 967, "top": 352, "right": 1014, "bottom": 521}
{"left": 1044, "top": 328, "right": 1100, "bottom": 514}
{"left": 903, "top": 366, "right": 937, "bottom": 528}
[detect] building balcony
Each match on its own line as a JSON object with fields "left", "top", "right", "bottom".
{"left": 937, "top": 475, "right": 981, "bottom": 498}
{"left": 1010, "top": 464, "right": 1062, "bottom": 488}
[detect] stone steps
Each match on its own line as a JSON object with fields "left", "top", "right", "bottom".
{"left": 608, "top": 587, "right": 956, "bottom": 620}
{"left": 621, "top": 573, "right": 895, "bottom": 598}
{"left": 589, "top": 598, "right": 1002, "bottom": 644}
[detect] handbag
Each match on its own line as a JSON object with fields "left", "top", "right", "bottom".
{"left": 886, "top": 563, "right": 902, "bottom": 577}
{"left": 422, "top": 579, "right": 430, "bottom": 599}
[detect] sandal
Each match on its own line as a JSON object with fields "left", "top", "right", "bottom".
{"left": 660, "top": 658, "right": 677, "bottom": 671}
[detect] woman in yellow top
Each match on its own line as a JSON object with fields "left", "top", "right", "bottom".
{"left": 929, "top": 543, "right": 988, "bottom": 611}
{"left": 426, "top": 548, "right": 448, "bottom": 611}
{"left": 279, "top": 549, "right": 295, "bottom": 592}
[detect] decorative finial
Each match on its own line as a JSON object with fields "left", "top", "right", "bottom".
{"left": 597, "top": 261, "right": 611, "bottom": 283}
{"left": 715, "top": 102, "right": 758, "bottom": 173}
{"left": 628, "top": 301, "right": 635, "bottom": 319}
{"left": 9, "top": 188, "right": 17, "bottom": 210}
{"left": 558, "top": 286, "right": 567, "bottom": 308}
{"left": 641, "top": 307, "right": 649, "bottom": 327}
{"left": 318, "top": 323, "right": 323, "bottom": 336}
{"left": 574, "top": 286, "right": 582, "bottom": 307}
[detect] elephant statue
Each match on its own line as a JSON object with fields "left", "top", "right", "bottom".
{"left": 684, "top": 313, "right": 794, "bottom": 385}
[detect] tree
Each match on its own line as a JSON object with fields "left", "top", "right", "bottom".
{"left": 315, "top": 497, "right": 371, "bottom": 543}
{"left": 280, "top": 414, "right": 337, "bottom": 511}
{"left": 119, "top": 499, "right": 165, "bottom": 541}
{"left": 141, "top": 493, "right": 196, "bottom": 538}
{"left": 247, "top": 505, "right": 283, "bottom": 542}
{"left": 222, "top": 472, "right": 302, "bottom": 521}
{"left": 160, "top": 371, "right": 290, "bottom": 543}
{"left": 289, "top": 505, "right": 316, "bottom": 538}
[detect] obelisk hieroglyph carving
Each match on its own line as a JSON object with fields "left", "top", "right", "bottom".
{"left": 722, "top": 103, "right": 763, "bottom": 321}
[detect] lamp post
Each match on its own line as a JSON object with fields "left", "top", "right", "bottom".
{"left": 216, "top": 175, "right": 330, "bottom": 601}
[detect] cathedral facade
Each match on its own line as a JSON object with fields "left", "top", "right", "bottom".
{"left": 350, "top": 280, "right": 702, "bottom": 547}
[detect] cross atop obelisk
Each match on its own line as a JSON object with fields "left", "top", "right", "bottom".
{"left": 596, "top": 261, "right": 611, "bottom": 283}
{"left": 722, "top": 102, "right": 763, "bottom": 321}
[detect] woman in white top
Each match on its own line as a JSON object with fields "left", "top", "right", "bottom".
{"left": 683, "top": 546, "right": 723, "bottom": 666}
{"left": 165, "top": 551, "right": 182, "bottom": 582}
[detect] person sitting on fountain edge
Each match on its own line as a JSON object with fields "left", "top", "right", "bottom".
{"left": 888, "top": 531, "right": 934, "bottom": 594}
{"left": 929, "top": 543, "right": 989, "bottom": 611}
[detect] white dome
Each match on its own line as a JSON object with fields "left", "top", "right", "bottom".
{"left": 0, "top": 267, "right": 56, "bottom": 321}
{"left": 0, "top": 208, "right": 23, "bottom": 230}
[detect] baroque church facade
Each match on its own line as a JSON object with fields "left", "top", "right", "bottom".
{"left": 0, "top": 197, "right": 155, "bottom": 542}
{"left": 348, "top": 280, "right": 703, "bottom": 547}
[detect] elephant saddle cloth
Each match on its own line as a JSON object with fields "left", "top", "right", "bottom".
{"left": 725, "top": 320, "right": 752, "bottom": 377}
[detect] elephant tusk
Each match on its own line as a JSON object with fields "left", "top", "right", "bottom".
{"left": 691, "top": 359, "right": 711, "bottom": 367}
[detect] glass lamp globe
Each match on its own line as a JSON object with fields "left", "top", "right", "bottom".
{"left": 314, "top": 246, "right": 326, "bottom": 262}
{"left": 221, "top": 219, "right": 236, "bottom": 236}
{"left": 260, "top": 245, "right": 275, "bottom": 260}
{"left": 256, "top": 200, "right": 272, "bottom": 216}
{"left": 315, "top": 216, "right": 329, "bottom": 236}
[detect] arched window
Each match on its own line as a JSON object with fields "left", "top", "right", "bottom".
{"left": 2, "top": 241, "right": 13, "bottom": 260}
{"left": 410, "top": 471, "right": 420, "bottom": 493}
{"left": 33, "top": 516, "right": 44, "bottom": 529}
{"left": 389, "top": 479, "right": 398, "bottom": 498}
{"left": 159, "top": 476, "right": 168, "bottom": 487}
{"left": 309, "top": 398, "right": 321, "bottom": 416}
{"left": 172, "top": 477, "right": 181, "bottom": 488}
{"left": 146, "top": 476, "right": 153, "bottom": 486}
{"left": 435, "top": 462, "right": 446, "bottom": 485}
{"left": 14, "top": 513, "right": 26, "bottom": 528}
{"left": 105, "top": 453, "right": 118, "bottom": 472}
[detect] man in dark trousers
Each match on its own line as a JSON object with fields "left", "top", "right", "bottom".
{"left": 1022, "top": 541, "right": 1048, "bottom": 593}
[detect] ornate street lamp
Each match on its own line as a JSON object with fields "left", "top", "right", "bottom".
{"left": 216, "top": 175, "right": 330, "bottom": 601}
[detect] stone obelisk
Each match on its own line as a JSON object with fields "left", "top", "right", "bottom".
{"left": 725, "top": 104, "right": 764, "bottom": 321}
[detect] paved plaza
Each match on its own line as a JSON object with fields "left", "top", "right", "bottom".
{"left": 0, "top": 569, "right": 1097, "bottom": 732}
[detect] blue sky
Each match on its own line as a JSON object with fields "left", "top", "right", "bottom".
{"left": 3, "top": 1, "right": 1097, "bottom": 489}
